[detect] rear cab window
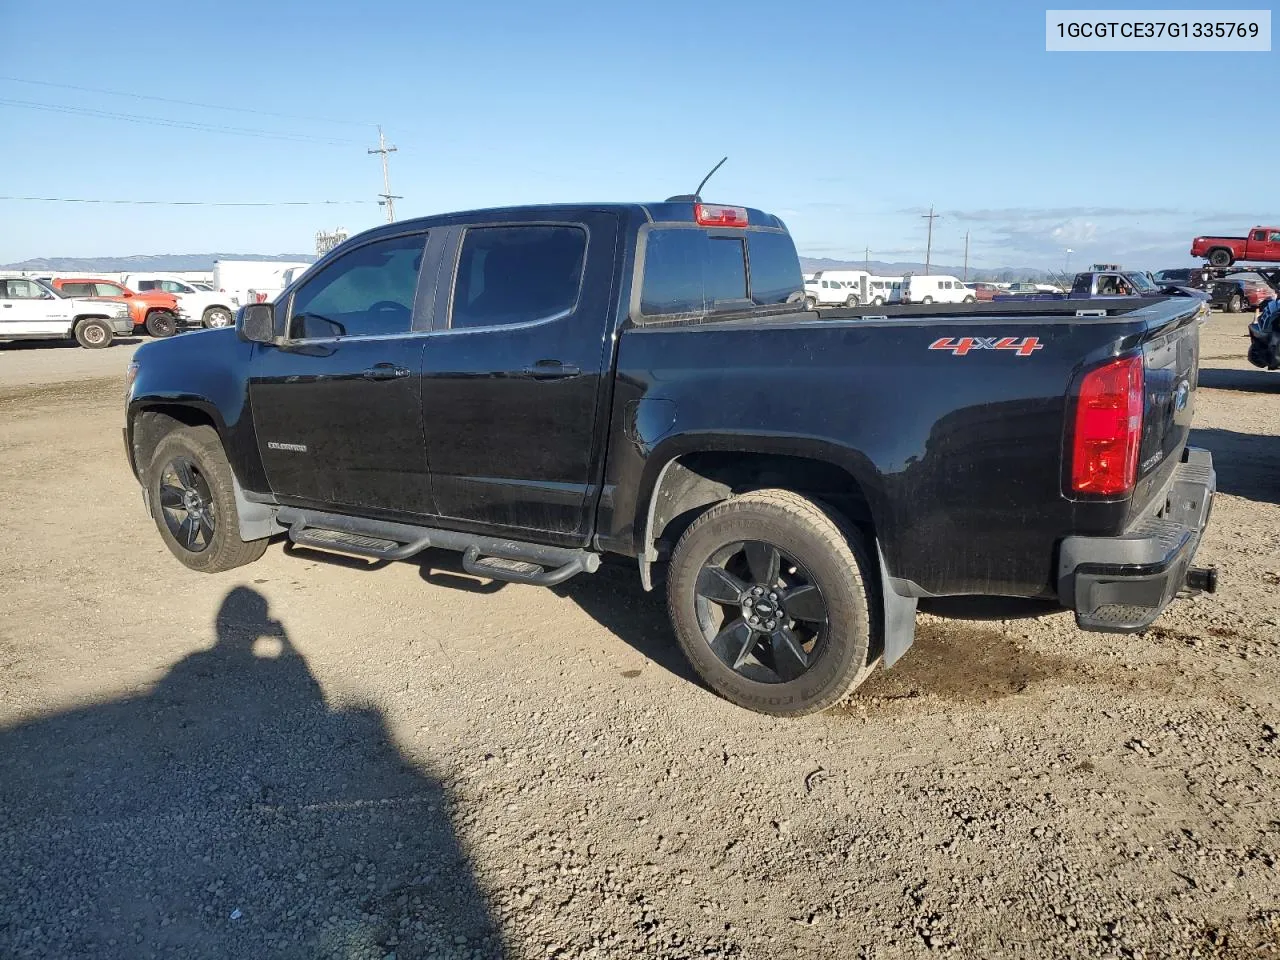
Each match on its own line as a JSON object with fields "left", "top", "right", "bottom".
{"left": 639, "top": 226, "right": 802, "bottom": 318}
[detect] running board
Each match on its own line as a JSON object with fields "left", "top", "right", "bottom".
{"left": 276, "top": 507, "right": 600, "bottom": 585}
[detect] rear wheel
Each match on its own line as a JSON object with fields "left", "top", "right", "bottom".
{"left": 666, "top": 489, "right": 876, "bottom": 716}
{"left": 1209, "top": 249, "right": 1233, "bottom": 268}
{"left": 203, "top": 306, "right": 234, "bottom": 328}
{"left": 145, "top": 309, "right": 178, "bottom": 338}
{"left": 1226, "top": 293, "right": 1243, "bottom": 313}
{"left": 147, "top": 425, "right": 269, "bottom": 573}
{"left": 872, "top": 296, "right": 884, "bottom": 306}
{"left": 922, "top": 295, "right": 934, "bottom": 304}
{"left": 74, "top": 318, "right": 113, "bottom": 349}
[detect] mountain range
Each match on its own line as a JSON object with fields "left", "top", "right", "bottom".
{"left": 2, "top": 252, "right": 1058, "bottom": 283}
{"left": 0, "top": 253, "right": 317, "bottom": 272}
{"left": 800, "top": 257, "right": 1061, "bottom": 283}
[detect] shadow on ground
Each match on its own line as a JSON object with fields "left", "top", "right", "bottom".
{"left": 0, "top": 586, "right": 502, "bottom": 960}
{"left": 1198, "top": 366, "right": 1280, "bottom": 395}
{"left": 1190, "top": 427, "right": 1280, "bottom": 505}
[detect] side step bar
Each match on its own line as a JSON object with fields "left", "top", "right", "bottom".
{"left": 276, "top": 507, "right": 600, "bottom": 586}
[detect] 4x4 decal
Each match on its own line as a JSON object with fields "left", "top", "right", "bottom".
{"left": 929, "top": 336, "right": 1044, "bottom": 356}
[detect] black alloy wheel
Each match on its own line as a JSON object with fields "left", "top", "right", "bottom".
{"left": 158, "top": 456, "right": 216, "bottom": 553}
{"left": 693, "top": 539, "right": 827, "bottom": 684}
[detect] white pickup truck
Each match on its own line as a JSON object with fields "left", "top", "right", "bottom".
{"left": 120, "top": 274, "right": 240, "bottom": 328}
{"left": 0, "top": 274, "right": 134, "bottom": 348}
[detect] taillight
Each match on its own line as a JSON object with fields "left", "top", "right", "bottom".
{"left": 1071, "top": 354, "right": 1144, "bottom": 496}
{"left": 694, "top": 203, "right": 748, "bottom": 227}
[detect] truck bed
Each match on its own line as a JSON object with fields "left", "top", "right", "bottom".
{"left": 603, "top": 296, "right": 1205, "bottom": 601}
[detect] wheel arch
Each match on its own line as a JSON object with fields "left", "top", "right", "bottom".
{"left": 635, "top": 438, "right": 885, "bottom": 584}
{"left": 128, "top": 402, "right": 280, "bottom": 542}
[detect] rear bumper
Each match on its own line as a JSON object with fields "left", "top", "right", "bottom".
{"left": 1057, "top": 447, "right": 1216, "bottom": 633}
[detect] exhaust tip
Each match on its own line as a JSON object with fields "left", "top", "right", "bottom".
{"left": 1186, "top": 566, "right": 1218, "bottom": 594}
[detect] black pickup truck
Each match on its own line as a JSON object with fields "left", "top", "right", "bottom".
{"left": 125, "top": 199, "right": 1218, "bottom": 716}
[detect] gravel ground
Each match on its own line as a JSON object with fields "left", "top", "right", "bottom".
{"left": 0, "top": 312, "right": 1277, "bottom": 959}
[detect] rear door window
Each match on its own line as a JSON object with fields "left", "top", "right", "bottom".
{"left": 450, "top": 225, "right": 587, "bottom": 330}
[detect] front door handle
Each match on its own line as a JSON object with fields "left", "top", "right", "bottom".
{"left": 521, "top": 359, "right": 581, "bottom": 380}
{"left": 361, "top": 363, "right": 410, "bottom": 381}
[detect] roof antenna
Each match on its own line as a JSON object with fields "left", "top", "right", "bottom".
{"left": 666, "top": 156, "right": 728, "bottom": 202}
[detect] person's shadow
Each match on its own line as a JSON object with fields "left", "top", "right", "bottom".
{"left": 0, "top": 586, "right": 502, "bottom": 960}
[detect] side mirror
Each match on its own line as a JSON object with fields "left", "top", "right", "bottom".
{"left": 239, "top": 303, "right": 276, "bottom": 344}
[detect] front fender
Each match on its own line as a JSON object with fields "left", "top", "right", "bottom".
{"left": 126, "top": 329, "right": 269, "bottom": 491}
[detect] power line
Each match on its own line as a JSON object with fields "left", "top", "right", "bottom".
{"left": 0, "top": 196, "right": 375, "bottom": 207}
{"left": 0, "top": 97, "right": 359, "bottom": 145}
{"left": 0, "top": 75, "right": 373, "bottom": 127}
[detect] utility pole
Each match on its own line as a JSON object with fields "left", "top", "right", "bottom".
{"left": 864, "top": 245, "right": 870, "bottom": 274}
{"left": 963, "top": 230, "right": 970, "bottom": 281}
{"left": 368, "top": 125, "right": 401, "bottom": 223}
{"left": 921, "top": 204, "right": 940, "bottom": 276}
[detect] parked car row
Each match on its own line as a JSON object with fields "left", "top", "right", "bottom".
{"left": 1, "top": 272, "right": 244, "bottom": 349}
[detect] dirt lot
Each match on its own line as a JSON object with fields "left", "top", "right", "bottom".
{"left": 1, "top": 314, "right": 1277, "bottom": 960}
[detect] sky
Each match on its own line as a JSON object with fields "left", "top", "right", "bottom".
{"left": 2, "top": 0, "right": 1276, "bottom": 270}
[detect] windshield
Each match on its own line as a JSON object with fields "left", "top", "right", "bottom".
{"left": 1126, "top": 272, "right": 1157, "bottom": 292}
{"left": 32, "top": 278, "right": 65, "bottom": 298}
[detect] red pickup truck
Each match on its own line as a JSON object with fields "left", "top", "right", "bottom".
{"left": 51, "top": 278, "right": 182, "bottom": 337}
{"left": 1190, "top": 227, "right": 1280, "bottom": 267}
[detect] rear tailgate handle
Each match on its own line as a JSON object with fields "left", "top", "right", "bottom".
{"left": 522, "top": 360, "right": 581, "bottom": 380}
{"left": 361, "top": 363, "right": 410, "bottom": 381}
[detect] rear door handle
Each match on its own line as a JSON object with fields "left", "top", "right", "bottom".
{"left": 361, "top": 363, "right": 410, "bottom": 381}
{"left": 521, "top": 359, "right": 581, "bottom": 380}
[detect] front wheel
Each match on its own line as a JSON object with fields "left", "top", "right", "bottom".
{"left": 203, "top": 307, "right": 234, "bottom": 328}
{"left": 921, "top": 296, "right": 934, "bottom": 304}
{"left": 666, "top": 489, "right": 876, "bottom": 716}
{"left": 1226, "top": 293, "right": 1243, "bottom": 313}
{"left": 147, "top": 425, "right": 269, "bottom": 573}
{"left": 74, "top": 318, "right": 113, "bottom": 349}
{"left": 871, "top": 296, "right": 884, "bottom": 306}
{"left": 963, "top": 295, "right": 976, "bottom": 303}
{"left": 844, "top": 294, "right": 859, "bottom": 307}
{"left": 803, "top": 296, "right": 817, "bottom": 311}
{"left": 145, "top": 310, "right": 178, "bottom": 338}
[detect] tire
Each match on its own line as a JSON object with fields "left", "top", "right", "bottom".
{"left": 1208, "top": 249, "right": 1233, "bottom": 268}
{"left": 666, "top": 489, "right": 875, "bottom": 717}
{"left": 203, "top": 306, "right": 234, "bottom": 328}
{"left": 844, "top": 295, "right": 859, "bottom": 307}
{"left": 922, "top": 296, "right": 934, "bottom": 304}
{"left": 872, "top": 296, "right": 884, "bottom": 306}
{"left": 145, "top": 310, "right": 178, "bottom": 338}
{"left": 147, "top": 425, "right": 269, "bottom": 573}
{"left": 963, "top": 295, "right": 976, "bottom": 303}
{"left": 804, "top": 296, "right": 817, "bottom": 311}
{"left": 73, "top": 318, "right": 113, "bottom": 349}
{"left": 1225, "top": 293, "right": 1243, "bottom": 313}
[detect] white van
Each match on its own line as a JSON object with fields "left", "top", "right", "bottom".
{"left": 864, "top": 276, "right": 901, "bottom": 306}
{"left": 898, "top": 274, "right": 975, "bottom": 305}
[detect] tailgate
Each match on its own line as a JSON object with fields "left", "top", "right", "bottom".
{"left": 1132, "top": 305, "right": 1203, "bottom": 507}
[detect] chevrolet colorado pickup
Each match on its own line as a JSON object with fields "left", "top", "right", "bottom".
{"left": 125, "top": 199, "right": 1218, "bottom": 716}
